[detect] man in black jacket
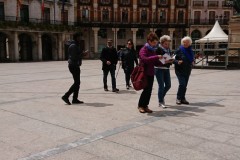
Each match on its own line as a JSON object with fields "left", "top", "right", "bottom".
{"left": 62, "top": 33, "right": 84, "bottom": 105}
{"left": 100, "top": 39, "right": 119, "bottom": 92}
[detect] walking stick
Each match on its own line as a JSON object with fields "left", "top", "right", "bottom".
{"left": 115, "top": 62, "right": 121, "bottom": 79}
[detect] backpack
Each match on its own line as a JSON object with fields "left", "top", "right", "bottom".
{"left": 131, "top": 63, "right": 148, "bottom": 91}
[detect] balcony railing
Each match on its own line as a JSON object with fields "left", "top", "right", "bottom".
{"left": 189, "top": 19, "right": 230, "bottom": 25}
{"left": 1, "top": 15, "right": 231, "bottom": 29}
{"left": 208, "top": 1, "right": 219, "bottom": 7}
{"left": 193, "top": 1, "right": 204, "bottom": 7}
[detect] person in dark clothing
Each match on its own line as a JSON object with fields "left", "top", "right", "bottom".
{"left": 173, "top": 36, "right": 195, "bottom": 105}
{"left": 62, "top": 33, "right": 85, "bottom": 105}
{"left": 100, "top": 39, "right": 119, "bottom": 92}
{"left": 119, "top": 39, "right": 138, "bottom": 90}
{"left": 138, "top": 32, "right": 163, "bottom": 113}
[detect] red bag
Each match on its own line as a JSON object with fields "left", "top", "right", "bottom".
{"left": 131, "top": 64, "right": 148, "bottom": 91}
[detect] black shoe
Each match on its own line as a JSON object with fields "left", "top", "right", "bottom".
{"left": 112, "top": 88, "right": 119, "bottom": 92}
{"left": 126, "top": 85, "right": 129, "bottom": 90}
{"left": 72, "top": 99, "right": 84, "bottom": 104}
{"left": 104, "top": 88, "right": 109, "bottom": 91}
{"left": 62, "top": 96, "right": 71, "bottom": 105}
{"left": 181, "top": 99, "right": 189, "bottom": 105}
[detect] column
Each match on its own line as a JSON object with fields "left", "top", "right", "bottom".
{"left": 14, "top": 32, "right": 19, "bottom": 62}
{"left": 58, "top": 33, "right": 63, "bottom": 60}
{"left": 112, "top": 28, "right": 119, "bottom": 48}
{"left": 170, "top": 0, "right": 175, "bottom": 22}
{"left": 38, "top": 33, "right": 42, "bottom": 61}
{"left": 168, "top": 28, "right": 175, "bottom": 50}
{"left": 131, "top": 28, "right": 138, "bottom": 50}
{"left": 92, "top": 27, "right": 100, "bottom": 53}
{"left": 6, "top": 38, "right": 9, "bottom": 59}
{"left": 185, "top": 28, "right": 190, "bottom": 36}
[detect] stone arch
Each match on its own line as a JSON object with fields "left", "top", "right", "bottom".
{"left": 42, "top": 34, "right": 53, "bottom": 61}
{"left": 155, "top": 29, "right": 162, "bottom": 38}
{"left": 0, "top": 32, "right": 7, "bottom": 62}
{"left": 206, "top": 30, "right": 211, "bottom": 35}
{"left": 191, "top": 29, "right": 202, "bottom": 41}
{"left": 19, "top": 33, "right": 33, "bottom": 61}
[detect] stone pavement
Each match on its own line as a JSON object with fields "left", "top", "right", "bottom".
{"left": 0, "top": 60, "right": 240, "bottom": 160}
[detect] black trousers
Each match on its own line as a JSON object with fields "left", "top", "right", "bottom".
{"left": 124, "top": 67, "right": 134, "bottom": 86}
{"left": 138, "top": 76, "right": 154, "bottom": 108}
{"left": 176, "top": 73, "right": 190, "bottom": 100}
{"left": 64, "top": 65, "right": 80, "bottom": 100}
{"left": 103, "top": 67, "right": 116, "bottom": 90}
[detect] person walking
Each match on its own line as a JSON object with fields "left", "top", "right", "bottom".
{"left": 100, "top": 39, "right": 119, "bottom": 92}
{"left": 155, "top": 35, "right": 173, "bottom": 108}
{"left": 119, "top": 39, "right": 138, "bottom": 90}
{"left": 62, "top": 33, "right": 85, "bottom": 105}
{"left": 173, "top": 36, "right": 195, "bottom": 105}
{"left": 138, "top": 32, "right": 163, "bottom": 113}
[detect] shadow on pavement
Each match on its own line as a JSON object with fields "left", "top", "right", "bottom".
{"left": 84, "top": 102, "right": 113, "bottom": 107}
{"left": 148, "top": 110, "right": 198, "bottom": 117}
{"left": 148, "top": 100, "right": 225, "bottom": 118}
{"left": 118, "top": 90, "right": 137, "bottom": 94}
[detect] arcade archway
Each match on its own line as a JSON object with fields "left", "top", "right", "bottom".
{"left": 42, "top": 34, "right": 53, "bottom": 61}
{"left": 19, "top": 33, "right": 33, "bottom": 61}
{"left": 0, "top": 32, "right": 7, "bottom": 61}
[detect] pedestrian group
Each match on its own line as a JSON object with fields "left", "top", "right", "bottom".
{"left": 62, "top": 32, "right": 195, "bottom": 114}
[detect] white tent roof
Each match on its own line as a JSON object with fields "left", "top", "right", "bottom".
{"left": 195, "top": 21, "right": 228, "bottom": 43}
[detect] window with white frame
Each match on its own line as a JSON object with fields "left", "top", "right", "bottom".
{"left": 82, "top": 8, "right": 89, "bottom": 21}
{"left": 141, "top": 9, "right": 147, "bottom": 23}
{"left": 102, "top": 9, "right": 109, "bottom": 21}
{"left": 122, "top": 9, "right": 128, "bottom": 22}
{"left": 178, "top": 10, "right": 184, "bottom": 23}
{"left": 160, "top": 10, "right": 166, "bottom": 23}
{"left": 120, "top": 0, "right": 130, "bottom": 5}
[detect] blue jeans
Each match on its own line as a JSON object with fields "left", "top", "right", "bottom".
{"left": 155, "top": 68, "right": 171, "bottom": 103}
{"left": 176, "top": 73, "right": 190, "bottom": 100}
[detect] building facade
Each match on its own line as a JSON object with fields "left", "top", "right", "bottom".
{"left": 0, "top": 0, "right": 75, "bottom": 62}
{"left": 190, "top": 0, "right": 234, "bottom": 42}
{"left": 1, "top": 0, "right": 233, "bottom": 62}
{"left": 77, "top": 0, "right": 191, "bottom": 55}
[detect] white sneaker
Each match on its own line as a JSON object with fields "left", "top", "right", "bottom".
{"left": 159, "top": 103, "right": 167, "bottom": 109}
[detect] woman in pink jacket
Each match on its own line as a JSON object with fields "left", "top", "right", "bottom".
{"left": 138, "top": 32, "right": 163, "bottom": 113}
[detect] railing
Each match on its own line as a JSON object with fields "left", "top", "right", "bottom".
{"left": 208, "top": 1, "right": 219, "bottom": 7}
{"left": 193, "top": 1, "right": 204, "bottom": 7}
{"left": 189, "top": 19, "right": 230, "bottom": 25}
{"left": 0, "top": 16, "right": 233, "bottom": 30}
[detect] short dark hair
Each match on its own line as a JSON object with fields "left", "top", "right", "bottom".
{"left": 73, "top": 33, "right": 81, "bottom": 41}
{"left": 147, "top": 32, "right": 159, "bottom": 42}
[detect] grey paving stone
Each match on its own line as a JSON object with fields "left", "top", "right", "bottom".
{"left": 148, "top": 119, "right": 193, "bottom": 132}
{"left": 184, "top": 127, "right": 234, "bottom": 143}
{"left": 212, "top": 124, "right": 240, "bottom": 135}
{"left": 227, "top": 136, "right": 240, "bottom": 147}
{"left": 45, "top": 148, "right": 95, "bottom": 160}
{"left": 195, "top": 141, "right": 240, "bottom": 160}
{"left": 171, "top": 116, "right": 220, "bottom": 129}
{"left": 0, "top": 61, "right": 240, "bottom": 160}
{"left": 78, "top": 139, "right": 136, "bottom": 159}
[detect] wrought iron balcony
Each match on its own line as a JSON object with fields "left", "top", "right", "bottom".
{"left": 189, "top": 18, "right": 230, "bottom": 25}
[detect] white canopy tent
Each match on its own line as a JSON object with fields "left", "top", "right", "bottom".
{"left": 195, "top": 21, "right": 228, "bottom": 43}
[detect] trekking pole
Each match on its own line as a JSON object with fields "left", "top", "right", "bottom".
{"left": 115, "top": 62, "right": 121, "bottom": 79}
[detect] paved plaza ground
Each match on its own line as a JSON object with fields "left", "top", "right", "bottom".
{"left": 0, "top": 60, "right": 240, "bottom": 160}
